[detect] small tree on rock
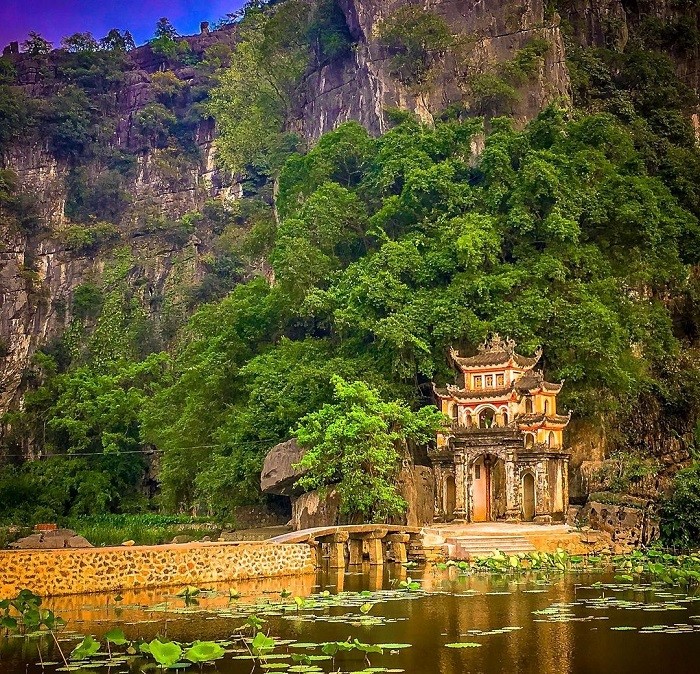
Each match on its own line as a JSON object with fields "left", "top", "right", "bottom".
{"left": 294, "top": 376, "right": 447, "bottom": 522}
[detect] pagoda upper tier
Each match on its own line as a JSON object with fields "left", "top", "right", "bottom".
{"left": 434, "top": 335, "right": 570, "bottom": 448}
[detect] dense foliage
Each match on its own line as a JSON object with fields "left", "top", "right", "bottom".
{"left": 660, "top": 463, "right": 700, "bottom": 549}
{"left": 295, "top": 377, "right": 446, "bottom": 520}
{"left": 3, "top": 0, "right": 700, "bottom": 528}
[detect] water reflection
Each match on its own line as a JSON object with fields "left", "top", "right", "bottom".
{"left": 1, "top": 565, "right": 700, "bottom": 674}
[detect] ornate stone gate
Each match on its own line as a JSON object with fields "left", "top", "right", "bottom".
{"left": 432, "top": 337, "right": 571, "bottom": 523}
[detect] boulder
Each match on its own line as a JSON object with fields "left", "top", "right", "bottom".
{"left": 171, "top": 535, "right": 193, "bottom": 544}
{"left": 10, "top": 529, "right": 93, "bottom": 549}
{"left": 291, "top": 488, "right": 341, "bottom": 530}
{"left": 397, "top": 465, "right": 435, "bottom": 527}
{"left": 260, "top": 439, "right": 307, "bottom": 496}
{"left": 578, "top": 500, "right": 659, "bottom": 548}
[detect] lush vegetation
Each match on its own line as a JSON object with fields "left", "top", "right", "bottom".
{"left": 5, "top": 103, "right": 700, "bottom": 524}
{"left": 2, "top": 0, "right": 700, "bottom": 541}
{"left": 64, "top": 513, "right": 220, "bottom": 547}
{"left": 295, "top": 377, "right": 445, "bottom": 521}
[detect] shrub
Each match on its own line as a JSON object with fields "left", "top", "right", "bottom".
{"left": 660, "top": 462, "right": 700, "bottom": 549}
{"left": 376, "top": 7, "right": 454, "bottom": 86}
{"left": 72, "top": 282, "right": 104, "bottom": 320}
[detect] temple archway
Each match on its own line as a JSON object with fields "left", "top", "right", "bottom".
{"left": 522, "top": 473, "right": 536, "bottom": 521}
{"left": 525, "top": 397, "right": 534, "bottom": 414}
{"left": 471, "top": 454, "right": 505, "bottom": 522}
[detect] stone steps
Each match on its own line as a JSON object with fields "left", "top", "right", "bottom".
{"left": 445, "top": 534, "right": 536, "bottom": 560}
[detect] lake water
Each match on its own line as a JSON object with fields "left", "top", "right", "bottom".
{"left": 2, "top": 564, "right": 700, "bottom": 673}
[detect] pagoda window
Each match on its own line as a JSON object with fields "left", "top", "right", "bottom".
{"left": 479, "top": 408, "right": 495, "bottom": 428}
{"left": 485, "top": 375, "right": 494, "bottom": 388}
{"left": 544, "top": 400, "right": 550, "bottom": 414}
{"left": 474, "top": 376, "right": 483, "bottom": 389}
{"left": 502, "top": 410, "right": 509, "bottom": 426}
{"left": 525, "top": 397, "right": 534, "bottom": 414}
{"left": 451, "top": 404, "right": 459, "bottom": 422}
{"left": 496, "top": 373, "right": 504, "bottom": 387}
{"left": 548, "top": 431, "right": 556, "bottom": 448}
{"left": 524, "top": 433, "right": 535, "bottom": 448}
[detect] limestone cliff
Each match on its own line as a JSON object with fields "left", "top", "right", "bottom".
{"left": 2, "top": 0, "right": 699, "bottom": 464}
{"left": 1, "top": 27, "right": 240, "bottom": 415}
{"left": 297, "top": 0, "right": 570, "bottom": 138}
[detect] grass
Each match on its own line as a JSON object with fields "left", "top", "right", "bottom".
{"left": 61, "top": 514, "right": 227, "bottom": 547}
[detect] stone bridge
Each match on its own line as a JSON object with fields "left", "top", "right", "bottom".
{"left": 269, "top": 525, "right": 425, "bottom": 568}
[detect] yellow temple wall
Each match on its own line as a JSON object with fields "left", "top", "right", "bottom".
{"left": 0, "top": 541, "right": 315, "bottom": 597}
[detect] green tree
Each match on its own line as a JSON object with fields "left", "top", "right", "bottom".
{"left": 207, "top": 1, "right": 312, "bottom": 175}
{"left": 61, "top": 32, "right": 99, "bottom": 53}
{"left": 295, "top": 376, "right": 446, "bottom": 521}
{"left": 376, "top": 7, "right": 454, "bottom": 86}
{"left": 99, "top": 29, "right": 136, "bottom": 52}
{"left": 21, "top": 32, "right": 52, "bottom": 55}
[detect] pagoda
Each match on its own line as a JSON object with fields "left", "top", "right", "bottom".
{"left": 431, "top": 335, "right": 571, "bottom": 523}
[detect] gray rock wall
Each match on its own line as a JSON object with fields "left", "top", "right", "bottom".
{"left": 296, "top": 0, "right": 571, "bottom": 139}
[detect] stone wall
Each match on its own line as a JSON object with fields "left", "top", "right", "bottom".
{"left": 0, "top": 541, "right": 315, "bottom": 597}
{"left": 575, "top": 500, "right": 660, "bottom": 551}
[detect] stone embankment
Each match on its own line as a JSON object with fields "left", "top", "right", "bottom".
{"left": 0, "top": 541, "right": 314, "bottom": 597}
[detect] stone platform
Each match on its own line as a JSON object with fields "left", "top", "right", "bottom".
{"left": 423, "top": 522, "right": 611, "bottom": 560}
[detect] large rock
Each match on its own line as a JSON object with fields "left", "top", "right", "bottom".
{"left": 10, "top": 529, "right": 93, "bottom": 549}
{"left": 291, "top": 489, "right": 342, "bottom": 530}
{"left": 396, "top": 465, "right": 435, "bottom": 527}
{"left": 260, "top": 439, "right": 307, "bottom": 496}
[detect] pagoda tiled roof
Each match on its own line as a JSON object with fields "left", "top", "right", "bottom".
{"left": 517, "top": 412, "right": 571, "bottom": 427}
{"left": 513, "top": 372, "right": 563, "bottom": 394}
{"left": 450, "top": 334, "right": 541, "bottom": 370}
{"left": 434, "top": 373, "right": 563, "bottom": 400}
{"left": 435, "top": 385, "right": 514, "bottom": 400}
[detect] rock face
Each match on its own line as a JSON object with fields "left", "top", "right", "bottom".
{"left": 0, "top": 29, "right": 241, "bottom": 419}
{"left": 260, "top": 439, "right": 307, "bottom": 496}
{"left": 396, "top": 465, "right": 435, "bottom": 527}
{"left": 9, "top": 529, "right": 93, "bottom": 549}
{"left": 291, "top": 488, "right": 342, "bottom": 530}
{"left": 296, "top": 0, "right": 570, "bottom": 139}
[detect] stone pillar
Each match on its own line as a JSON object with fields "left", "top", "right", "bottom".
{"left": 310, "top": 542, "right": 323, "bottom": 568}
{"left": 534, "top": 462, "right": 552, "bottom": 524}
{"left": 366, "top": 537, "right": 384, "bottom": 565}
{"left": 454, "top": 453, "right": 467, "bottom": 520}
{"left": 368, "top": 565, "right": 383, "bottom": 591}
{"left": 319, "top": 531, "right": 349, "bottom": 568}
{"left": 386, "top": 533, "right": 410, "bottom": 563}
{"left": 562, "top": 456, "right": 570, "bottom": 512}
{"left": 331, "top": 565, "right": 345, "bottom": 592}
{"left": 434, "top": 464, "right": 444, "bottom": 521}
{"left": 348, "top": 539, "right": 364, "bottom": 565}
{"left": 504, "top": 455, "right": 520, "bottom": 521}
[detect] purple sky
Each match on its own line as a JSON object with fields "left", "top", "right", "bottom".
{"left": 0, "top": 1, "right": 246, "bottom": 49}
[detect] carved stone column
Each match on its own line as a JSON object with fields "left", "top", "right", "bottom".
{"left": 504, "top": 453, "right": 520, "bottom": 521}
{"left": 453, "top": 452, "right": 467, "bottom": 520}
{"left": 319, "top": 531, "right": 349, "bottom": 568}
{"left": 386, "top": 533, "right": 410, "bottom": 563}
{"left": 348, "top": 539, "right": 364, "bottom": 565}
{"left": 534, "top": 461, "right": 552, "bottom": 524}
{"left": 434, "top": 464, "right": 445, "bottom": 521}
